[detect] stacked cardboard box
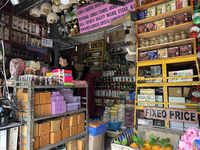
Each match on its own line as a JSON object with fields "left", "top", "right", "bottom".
{"left": 49, "top": 119, "right": 62, "bottom": 144}
{"left": 61, "top": 117, "right": 70, "bottom": 140}
{"left": 77, "top": 137, "right": 86, "bottom": 150}
{"left": 70, "top": 114, "right": 78, "bottom": 137}
{"left": 109, "top": 32, "right": 118, "bottom": 43}
{"left": 65, "top": 140, "right": 77, "bottom": 150}
{"left": 77, "top": 113, "right": 85, "bottom": 134}
{"left": 117, "top": 26, "right": 126, "bottom": 41}
{"left": 38, "top": 122, "right": 50, "bottom": 147}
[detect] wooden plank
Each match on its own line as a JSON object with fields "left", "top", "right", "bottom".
{"left": 138, "top": 22, "right": 193, "bottom": 39}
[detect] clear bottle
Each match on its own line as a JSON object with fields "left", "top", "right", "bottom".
{"left": 168, "top": 32, "right": 174, "bottom": 42}
{"left": 164, "top": 35, "right": 168, "bottom": 43}
{"left": 174, "top": 32, "right": 180, "bottom": 41}
{"left": 159, "top": 35, "right": 164, "bottom": 44}
{"left": 145, "top": 39, "right": 150, "bottom": 46}
{"left": 181, "top": 31, "right": 186, "bottom": 39}
{"left": 150, "top": 38, "right": 155, "bottom": 45}
{"left": 140, "top": 38, "right": 145, "bottom": 47}
{"left": 155, "top": 37, "right": 159, "bottom": 45}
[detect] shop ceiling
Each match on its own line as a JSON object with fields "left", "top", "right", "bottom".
{"left": 8, "top": 0, "right": 126, "bottom": 51}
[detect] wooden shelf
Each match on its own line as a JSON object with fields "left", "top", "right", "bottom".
{"left": 137, "top": 38, "right": 195, "bottom": 52}
{"left": 12, "top": 55, "right": 49, "bottom": 63}
{"left": 96, "top": 81, "right": 135, "bottom": 83}
{"left": 95, "top": 96, "right": 120, "bottom": 99}
{"left": 95, "top": 88, "right": 119, "bottom": 90}
{"left": 87, "top": 59, "right": 101, "bottom": 62}
{"left": 12, "top": 28, "right": 43, "bottom": 39}
{"left": 12, "top": 41, "right": 27, "bottom": 48}
{"left": 136, "top": 0, "right": 172, "bottom": 11}
{"left": 87, "top": 50, "right": 102, "bottom": 53}
{"left": 137, "top": 22, "right": 193, "bottom": 39}
{"left": 137, "top": 6, "right": 192, "bottom": 25}
{"left": 90, "top": 68, "right": 102, "bottom": 70}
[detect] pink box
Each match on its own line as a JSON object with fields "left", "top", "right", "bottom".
{"left": 56, "top": 96, "right": 64, "bottom": 101}
{"left": 52, "top": 69, "right": 64, "bottom": 73}
{"left": 65, "top": 76, "right": 73, "bottom": 82}
{"left": 51, "top": 97, "right": 57, "bottom": 102}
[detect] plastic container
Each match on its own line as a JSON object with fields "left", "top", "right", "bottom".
{"left": 88, "top": 123, "right": 106, "bottom": 136}
{"left": 110, "top": 110, "right": 118, "bottom": 116}
{"left": 73, "top": 96, "right": 81, "bottom": 108}
{"left": 111, "top": 107, "right": 118, "bottom": 111}
{"left": 66, "top": 103, "right": 79, "bottom": 112}
{"left": 129, "top": 93, "right": 135, "bottom": 100}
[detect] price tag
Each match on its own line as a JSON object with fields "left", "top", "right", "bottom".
{"left": 41, "top": 38, "right": 53, "bottom": 48}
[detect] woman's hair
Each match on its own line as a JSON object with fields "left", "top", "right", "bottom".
{"left": 80, "top": 67, "right": 90, "bottom": 80}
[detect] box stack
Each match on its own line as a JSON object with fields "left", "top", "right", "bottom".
{"left": 52, "top": 69, "right": 65, "bottom": 85}
{"left": 69, "top": 114, "right": 78, "bottom": 137}
{"left": 38, "top": 122, "right": 50, "bottom": 148}
{"left": 117, "top": 104, "right": 126, "bottom": 126}
{"left": 125, "top": 108, "right": 134, "bottom": 128}
{"left": 17, "top": 91, "right": 52, "bottom": 118}
{"left": 65, "top": 140, "right": 77, "bottom": 150}
{"left": 77, "top": 137, "right": 86, "bottom": 150}
{"left": 51, "top": 91, "right": 66, "bottom": 114}
{"left": 49, "top": 119, "right": 62, "bottom": 144}
{"left": 64, "top": 70, "right": 73, "bottom": 86}
{"left": 77, "top": 113, "right": 85, "bottom": 134}
{"left": 110, "top": 106, "right": 118, "bottom": 122}
{"left": 61, "top": 117, "right": 70, "bottom": 140}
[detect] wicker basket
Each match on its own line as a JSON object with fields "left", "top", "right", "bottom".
{"left": 111, "top": 125, "right": 182, "bottom": 150}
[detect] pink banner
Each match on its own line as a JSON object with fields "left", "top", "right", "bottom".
{"left": 76, "top": 0, "right": 135, "bottom": 33}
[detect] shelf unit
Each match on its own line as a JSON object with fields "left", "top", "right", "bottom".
{"left": 0, "top": 6, "right": 50, "bottom": 67}
{"left": 134, "top": 55, "right": 200, "bottom": 128}
{"left": 10, "top": 81, "right": 88, "bottom": 150}
{"left": 86, "top": 40, "right": 107, "bottom": 70}
{"left": 134, "top": 0, "right": 199, "bottom": 129}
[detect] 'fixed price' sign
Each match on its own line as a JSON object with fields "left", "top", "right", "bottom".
{"left": 144, "top": 107, "right": 198, "bottom": 124}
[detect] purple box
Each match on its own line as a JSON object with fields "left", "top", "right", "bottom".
{"left": 51, "top": 97, "right": 57, "bottom": 102}
{"left": 148, "top": 50, "right": 158, "bottom": 60}
{"left": 56, "top": 96, "right": 64, "bottom": 101}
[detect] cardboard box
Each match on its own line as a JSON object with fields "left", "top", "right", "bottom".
{"left": 70, "top": 125, "right": 78, "bottom": 137}
{"left": 22, "top": 92, "right": 51, "bottom": 104}
{"left": 138, "top": 119, "right": 153, "bottom": 126}
{"left": 41, "top": 103, "right": 52, "bottom": 116}
{"left": 183, "top": 87, "right": 190, "bottom": 97}
{"left": 62, "top": 127, "right": 70, "bottom": 140}
{"left": 156, "top": 95, "right": 163, "bottom": 107}
{"left": 89, "top": 133, "right": 105, "bottom": 150}
{"left": 50, "top": 119, "right": 61, "bottom": 132}
{"left": 168, "top": 87, "right": 182, "bottom": 97}
{"left": 186, "top": 99, "right": 199, "bottom": 109}
{"left": 61, "top": 117, "right": 70, "bottom": 129}
{"left": 0, "top": 130, "right": 7, "bottom": 150}
{"left": 50, "top": 130, "right": 61, "bottom": 144}
{"left": 38, "top": 122, "right": 50, "bottom": 136}
{"left": 39, "top": 133, "right": 50, "bottom": 148}
{"left": 169, "top": 97, "right": 186, "bottom": 108}
{"left": 34, "top": 105, "right": 41, "bottom": 117}
{"left": 65, "top": 140, "right": 77, "bottom": 150}
{"left": 140, "top": 89, "right": 155, "bottom": 95}
{"left": 78, "top": 113, "right": 85, "bottom": 125}
{"left": 19, "top": 123, "right": 38, "bottom": 137}
{"left": 33, "top": 137, "right": 39, "bottom": 150}
{"left": 70, "top": 114, "right": 78, "bottom": 126}
{"left": 8, "top": 127, "right": 18, "bottom": 150}
{"left": 78, "top": 123, "right": 84, "bottom": 134}
{"left": 77, "top": 137, "right": 86, "bottom": 150}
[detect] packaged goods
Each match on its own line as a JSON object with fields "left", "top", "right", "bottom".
{"left": 139, "top": 52, "right": 148, "bottom": 61}
{"left": 179, "top": 44, "right": 192, "bottom": 56}
{"left": 155, "top": 19, "right": 165, "bottom": 30}
{"left": 148, "top": 50, "right": 158, "bottom": 60}
{"left": 146, "top": 22, "right": 156, "bottom": 32}
{"left": 168, "top": 47, "right": 179, "bottom": 57}
{"left": 166, "top": 0, "right": 176, "bottom": 12}
{"left": 157, "top": 48, "right": 168, "bottom": 59}
{"left": 157, "top": 3, "right": 166, "bottom": 15}
{"left": 177, "top": 0, "right": 188, "bottom": 9}
{"left": 138, "top": 24, "right": 147, "bottom": 34}
{"left": 147, "top": 6, "right": 156, "bottom": 18}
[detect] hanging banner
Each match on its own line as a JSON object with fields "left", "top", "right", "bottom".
{"left": 144, "top": 107, "right": 198, "bottom": 124}
{"left": 26, "top": 45, "right": 47, "bottom": 54}
{"left": 76, "top": 0, "right": 135, "bottom": 34}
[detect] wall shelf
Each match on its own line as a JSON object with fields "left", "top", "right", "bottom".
{"left": 95, "top": 96, "right": 120, "bottom": 99}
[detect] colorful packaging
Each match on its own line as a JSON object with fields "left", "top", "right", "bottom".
{"left": 165, "top": 16, "right": 177, "bottom": 28}
{"left": 157, "top": 3, "right": 166, "bottom": 15}
{"left": 176, "top": 13, "right": 188, "bottom": 24}
{"left": 177, "top": 0, "right": 188, "bottom": 9}
{"left": 148, "top": 50, "right": 158, "bottom": 60}
{"left": 168, "top": 47, "right": 179, "bottom": 57}
{"left": 139, "top": 52, "right": 148, "bottom": 61}
{"left": 146, "top": 22, "right": 156, "bottom": 32}
{"left": 155, "top": 19, "right": 165, "bottom": 30}
{"left": 147, "top": 6, "right": 156, "bottom": 18}
{"left": 138, "top": 24, "right": 147, "bottom": 34}
{"left": 179, "top": 45, "right": 192, "bottom": 56}
{"left": 167, "top": 0, "right": 176, "bottom": 12}
{"left": 157, "top": 48, "right": 168, "bottom": 59}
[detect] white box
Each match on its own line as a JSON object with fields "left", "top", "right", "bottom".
{"left": 8, "top": 127, "right": 18, "bottom": 150}
{"left": 0, "top": 130, "right": 7, "bottom": 150}
{"left": 138, "top": 95, "right": 155, "bottom": 106}
{"left": 169, "top": 97, "right": 186, "bottom": 108}
{"left": 184, "top": 122, "right": 199, "bottom": 128}
{"left": 156, "top": 95, "right": 163, "bottom": 107}
{"left": 138, "top": 119, "right": 153, "bottom": 126}
{"left": 170, "top": 121, "right": 184, "bottom": 131}
{"left": 140, "top": 89, "right": 155, "bottom": 95}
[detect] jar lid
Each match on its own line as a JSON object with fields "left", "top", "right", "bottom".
{"left": 189, "top": 31, "right": 198, "bottom": 38}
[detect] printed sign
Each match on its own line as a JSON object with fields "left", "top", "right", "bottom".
{"left": 41, "top": 38, "right": 53, "bottom": 48}
{"left": 26, "top": 45, "right": 47, "bottom": 54}
{"left": 144, "top": 107, "right": 198, "bottom": 124}
{"left": 76, "top": 0, "right": 135, "bottom": 34}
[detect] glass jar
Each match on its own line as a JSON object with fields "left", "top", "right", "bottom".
{"left": 34, "top": 76, "right": 39, "bottom": 85}
{"left": 159, "top": 35, "right": 164, "bottom": 44}
{"left": 164, "top": 35, "right": 168, "bottom": 43}
{"left": 39, "top": 76, "right": 44, "bottom": 85}
{"left": 181, "top": 31, "right": 186, "bottom": 39}
{"left": 168, "top": 32, "right": 174, "bottom": 42}
{"left": 48, "top": 76, "right": 53, "bottom": 85}
{"left": 155, "top": 37, "right": 159, "bottom": 45}
{"left": 150, "top": 38, "right": 155, "bottom": 45}
{"left": 44, "top": 76, "right": 48, "bottom": 86}
{"left": 140, "top": 38, "right": 145, "bottom": 47}
{"left": 53, "top": 77, "right": 57, "bottom": 85}
{"left": 145, "top": 39, "right": 150, "bottom": 46}
{"left": 174, "top": 32, "right": 180, "bottom": 41}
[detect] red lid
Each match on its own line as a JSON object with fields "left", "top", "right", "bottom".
{"left": 64, "top": 70, "right": 72, "bottom": 73}
{"left": 189, "top": 31, "right": 198, "bottom": 38}
{"left": 198, "top": 38, "right": 200, "bottom": 42}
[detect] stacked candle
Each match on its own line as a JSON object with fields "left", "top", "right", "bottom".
{"left": 64, "top": 70, "right": 73, "bottom": 86}
{"left": 52, "top": 69, "right": 73, "bottom": 86}
{"left": 51, "top": 91, "right": 66, "bottom": 115}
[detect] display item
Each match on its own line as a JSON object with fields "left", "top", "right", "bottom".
{"left": 176, "top": 13, "right": 188, "bottom": 24}
{"left": 139, "top": 0, "right": 147, "bottom": 7}
{"left": 150, "top": 66, "right": 162, "bottom": 75}
{"left": 9, "top": 58, "right": 25, "bottom": 81}
{"left": 157, "top": 3, "right": 166, "bottom": 15}
{"left": 168, "top": 47, "right": 179, "bottom": 57}
{"left": 139, "top": 52, "right": 148, "bottom": 61}
{"left": 155, "top": 37, "right": 159, "bottom": 45}
{"left": 138, "top": 24, "right": 147, "bottom": 34}
{"left": 147, "top": 6, "right": 156, "bottom": 18}
{"left": 150, "top": 38, "right": 155, "bottom": 46}
{"left": 146, "top": 22, "right": 155, "bottom": 32}
{"left": 18, "top": 18, "right": 22, "bottom": 30}
{"left": 148, "top": 50, "right": 158, "bottom": 60}
{"left": 12, "top": 16, "right": 18, "bottom": 29}
{"left": 181, "top": 31, "right": 187, "bottom": 39}
{"left": 174, "top": 32, "right": 180, "bottom": 41}
{"left": 166, "top": 0, "right": 176, "bottom": 12}
{"left": 163, "top": 34, "right": 168, "bottom": 43}
{"left": 168, "top": 32, "right": 174, "bottom": 42}
{"left": 155, "top": 19, "right": 165, "bottom": 30}
{"left": 145, "top": 39, "right": 150, "bottom": 46}
{"left": 179, "top": 44, "right": 192, "bottom": 56}
{"left": 177, "top": 0, "right": 188, "bottom": 9}
{"left": 159, "top": 35, "right": 164, "bottom": 44}
{"left": 140, "top": 38, "right": 145, "bottom": 47}
{"left": 165, "top": 16, "right": 176, "bottom": 27}
{"left": 157, "top": 48, "right": 168, "bottom": 59}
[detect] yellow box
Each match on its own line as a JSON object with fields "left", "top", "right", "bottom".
{"left": 38, "top": 122, "right": 50, "bottom": 136}
{"left": 50, "top": 130, "right": 61, "bottom": 144}
{"left": 70, "top": 114, "right": 78, "bottom": 126}
{"left": 61, "top": 117, "right": 70, "bottom": 129}
{"left": 50, "top": 119, "right": 61, "bottom": 132}
{"left": 39, "top": 134, "right": 49, "bottom": 148}
{"left": 62, "top": 127, "right": 70, "bottom": 140}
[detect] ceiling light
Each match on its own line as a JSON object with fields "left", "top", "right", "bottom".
{"left": 75, "top": 46, "right": 77, "bottom": 51}
{"left": 52, "top": 4, "right": 62, "bottom": 13}
{"left": 31, "top": 6, "right": 40, "bottom": 17}
{"left": 41, "top": 2, "right": 52, "bottom": 14}
{"left": 61, "top": 0, "right": 70, "bottom": 5}
{"left": 52, "top": 0, "right": 61, "bottom": 6}
{"left": 10, "top": 0, "right": 21, "bottom": 5}
{"left": 47, "top": 12, "right": 58, "bottom": 24}
{"left": 79, "top": 0, "right": 88, "bottom": 4}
